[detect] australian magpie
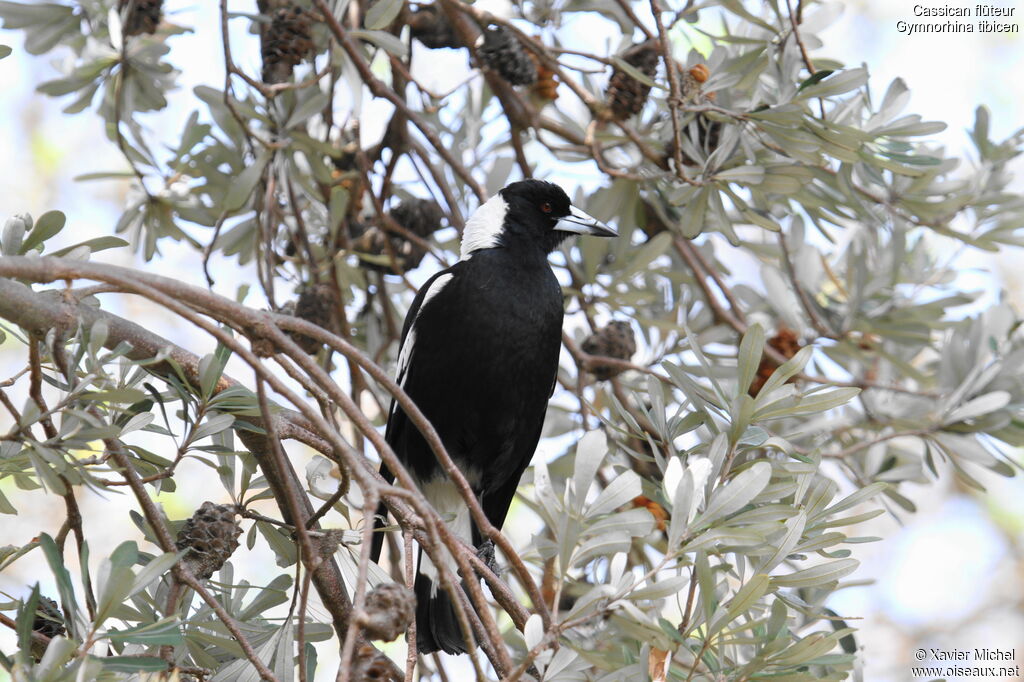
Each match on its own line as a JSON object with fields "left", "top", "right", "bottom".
{"left": 370, "top": 179, "right": 616, "bottom": 655}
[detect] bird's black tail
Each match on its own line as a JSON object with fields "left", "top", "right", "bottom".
{"left": 414, "top": 552, "right": 471, "bottom": 655}
{"left": 369, "top": 466, "right": 395, "bottom": 563}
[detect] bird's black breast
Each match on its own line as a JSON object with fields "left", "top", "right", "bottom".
{"left": 385, "top": 249, "right": 563, "bottom": 496}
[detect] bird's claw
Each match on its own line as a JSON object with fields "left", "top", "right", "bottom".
{"left": 476, "top": 539, "right": 498, "bottom": 575}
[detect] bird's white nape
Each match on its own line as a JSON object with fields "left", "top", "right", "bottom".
{"left": 460, "top": 194, "right": 509, "bottom": 259}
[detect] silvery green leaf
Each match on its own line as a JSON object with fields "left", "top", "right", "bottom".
{"left": 663, "top": 457, "right": 683, "bottom": 502}
{"left": 285, "top": 91, "right": 330, "bottom": 130}
{"left": 683, "top": 526, "right": 764, "bottom": 552}
{"left": 696, "top": 461, "right": 771, "bottom": 527}
{"left": 524, "top": 613, "right": 544, "bottom": 650}
{"left": 364, "top": 0, "right": 403, "bottom": 29}
{"left": 192, "top": 414, "right": 236, "bottom": 442}
{"left": 756, "top": 387, "right": 860, "bottom": 420}
{"left": 573, "top": 531, "right": 630, "bottom": 566}
{"left": 627, "top": 575, "right": 689, "bottom": 601}
{"left": 667, "top": 468, "right": 693, "bottom": 551}
{"left": 224, "top": 151, "right": 270, "bottom": 212}
{"left": 566, "top": 583, "right": 615, "bottom": 621}
{"left": 714, "top": 165, "right": 765, "bottom": 185}
{"left": 755, "top": 346, "right": 814, "bottom": 399}
{"left": 211, "top": 625, "right": 281, "bottom": 682}
{"left": 756, "top": 513, "right": 806, "bottom": 573}
{"left": 608, "top": 552, "right": 627, "bottom": 585}
{"left": 545, "top": 645, "right": 583, "bottom": 680}
{"left": 20, "top": 209, "right": 65, "bottom": 253}
{"left": 586, "top": 508, "right": 655, "bottom": 539}
{"left": 736, "top": 323, "right": 765, "bottom": 398}
{"left": 350, "top": 29, "right": 408, "bottom": 58}
{"left": 771, "top": 558, "right": 859, "bottom": 588}
{"left": 769, "top": 629, "right": 855, "bottom": 666}
{"left": 705, "top": 433, "right": 729, "bottom": 487}
{"left": 797, "top": 68, "right": 867, "bottom": 99}
{"left": 120, "top": 411, "right": 154, "bottom": 436}
{"left": 572, "top": 430, "right": 607, "bottom": 512}
{"left": 813, "top": 482, "right": 887, "bottom": 521}
{"left": 715, "top": 573, "right": 770, "bottom": 633}
{"left": 943, "top": 390, "right": 1010, "bottom": 425}
{"left": 2, "top": 213, "right": 29, "bottom": 255}
{"left": 587, "top": 470, "right": 641, "bottom": 517}
{"left": 128, "top": 551, "right": 179, "bottom": 599}
{"left": 685, "top": 457, "right": 712, "bottom": 521}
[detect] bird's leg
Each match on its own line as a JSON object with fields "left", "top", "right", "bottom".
{"left": 476, "top": 539, "right": 498, "bottom": 575}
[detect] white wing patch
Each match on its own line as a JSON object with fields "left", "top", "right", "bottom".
{"left": 394, "top": 273, "right": 455, "bottom": 392}
{"left": 460, "top": 194, "right": 509, "bottom": 260}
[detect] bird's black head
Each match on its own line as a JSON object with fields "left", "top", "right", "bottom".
{"left": 460, "top": 179, "right": 617, "bottom": 258}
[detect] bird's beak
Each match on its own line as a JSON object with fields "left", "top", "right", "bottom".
{"left": 558, "top": 205, "right": 617, "bottom": 237}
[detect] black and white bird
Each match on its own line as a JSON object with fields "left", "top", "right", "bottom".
{"left": 370, "top": 179, "right": 616, "bottom": 655}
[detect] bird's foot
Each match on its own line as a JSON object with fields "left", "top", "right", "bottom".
{"left": 476, "top": 539, "right": 498, "bottom": 575}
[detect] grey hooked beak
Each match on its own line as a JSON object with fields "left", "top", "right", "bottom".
{"left": 557, "top": 205, "right": 617, "bottom": 238}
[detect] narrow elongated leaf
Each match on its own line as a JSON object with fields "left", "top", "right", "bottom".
{"left": 628, "top": 575, "right": 690, "bottom": 601}
{"left": 364, "top": 0, "right": 402, "bottom": 29}
{"left": 736, "top": 324, "right": 766, "bottom": 398}
{"left": 696, "top": 461, "right": 771, "bottom": 527}
{"left": 587, "top": 470, "right": 641, "bottom": 517}
{"left": 771, "top": 558, "right": 859, "bottom": 588}
{"left": 572, "top": 430, "right": 607, "bottom": 512}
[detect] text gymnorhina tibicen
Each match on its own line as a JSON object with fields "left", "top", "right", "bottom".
{"left": 370, "top": 179, "right": 616, "bottom": 655}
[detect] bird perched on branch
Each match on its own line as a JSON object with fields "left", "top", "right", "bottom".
{"left": 370, "top": 179, "right": 616, "bottom": 655}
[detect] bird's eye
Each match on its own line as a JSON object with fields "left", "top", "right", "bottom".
{"left": 540, "top": 202, "right": 553, "bottom": 214}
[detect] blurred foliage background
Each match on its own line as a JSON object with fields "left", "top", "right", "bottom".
{"left": 0, "top": 0, "right": 1023, "bottom": 680}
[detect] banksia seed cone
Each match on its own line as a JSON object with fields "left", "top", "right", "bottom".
{"left": 261, "top": 5, "right": 314, "bottom": 84}
{"left": 30, "top": 595, "right": 65, "bottom": 659}
{"left": 748, "top": 328, "right": 802, "bottom": 397}
{"left": 32, "top": 596, "right": 65, "bottom": 639}
{"left": 353, "top": 199, "right": 445, "bottom": 273}
{"left": 408, "top": 4, "right": 461, "bottom": 49}
{"left": 361, "top": 583, "right": 416, "bottom": 641}
{"left": 118, "top": 0, "right": 164, "bottom": 36}
{"left": 476, "top": 25, "right": 536, "bottom": 86}
{"left": 582, "top": 321, "right": 637, "bottom": 380}
{"left": 390, "top": 198, "right": 444, "bottom": 238}
{"left": 286, "top": 283, "right": 339, "bottom": 354}
{"left": 349, "top": 644, "right": 393, "bottom": 680}
{"left": 606, "top": 41, "right": 660, "bottom": 122}
{"left": 175, "top": 502, "right": 242, "bottom": 580}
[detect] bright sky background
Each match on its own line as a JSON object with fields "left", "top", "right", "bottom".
{"left": 1, "top": 1, "right": 1023, "bottom": 681}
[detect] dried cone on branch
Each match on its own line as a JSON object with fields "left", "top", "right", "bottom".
{"left": 748, "top": 328, "right": 803, "bottom": 397}
{"left": 408, "top": 4, "right": 461, "bottom": 49}
{"left": 118, "top": 0, "right": 164, "bottom": 36}
{"left": 361, "top": 583, "right": 416, "bottom": 641}
{"left": 175, "top": 502, "right": 243, "bottom": 580}
{"left": 352, "top": 198, "right": 445, "bottom": 273}
{"left": 476, "top": 25, "right": 536, "bottom": 86}
{"left": 606, "top": 40, "right": 660, "bottom": 122}
{"left": 349, "top": 644, "right": 393, "bottom": 680}
{"left": 261, "top": 5, "right": 314, "bottom": 84}
{"left": 582, "top": 321, "right": 637, "bottom": 380}
{"left": 285, "top": 283, "right": 339, "bottom": 354}
{"left": 30, "top": 595, "right": 65, "bottom": 660}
